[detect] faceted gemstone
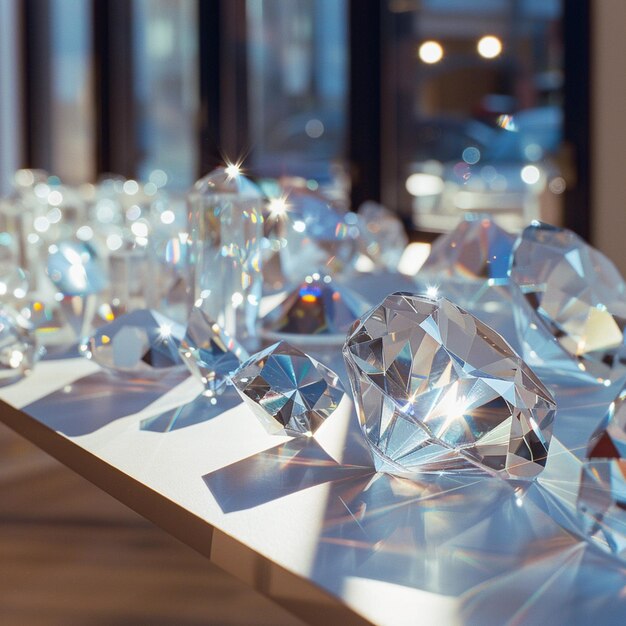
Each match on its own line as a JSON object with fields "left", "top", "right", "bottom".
{"left": 420, "top": 215, "right": 516, "bottom": 282}
{"left": 188, "top": 167, "right": 264, "bottom": 340}
{"left": 357, "top": 201, "right": 408, "bottom": 272}
{"left": 577, "top": 388, "right": 626, "bottom": 559}
{"left": 261, "top": 274, "right": 370, "bottom": 339}
{"left": 80, "top": 309, "right": 185, "bottom": 376}
{"left": 264, "top": 187, "right": 359, "bottom": 286}
{"left": 0, "top": 305, "right": 40, "bottom": 385}
{"left": 231, "top": 341, "right": 344, "bottom": 436}
{"left": 510, "top": 222, "right": 626, "bottom": 379}
{"left": 179, "top": 306, "right": 248, "bottom": 397}
{"left": 343, "top": 293, "right": 556, "bottom": 479}
{"left": 47, "top": 240, "right": 107, "bottom": 297}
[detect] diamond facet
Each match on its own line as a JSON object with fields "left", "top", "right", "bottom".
{"left": 179, "top": 306, "right": 248, "bottom": 397}
{"left": 0, "top": 305, "right": 40, "bottom": 385}
{"left": 577, "top": 388, "right": 626, "bottom": 559}
{"left": 80, "top": 309, "right": 185, "bottom": 376}
{"left": 420, "top": 215, "right": 516, "bottom": 282}
{"left": 231, "top": 340, "right": 344, "bottom": 436}
{"left": 261, "top": 274, "right": 370, "bottom": 341}
{"left": 510, "top": 222, "right": 626, "bottom": 378}
{"left": 343, "top": 293, "right": 556, "bottom": 478}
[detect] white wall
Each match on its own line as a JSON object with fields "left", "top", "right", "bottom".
{"left": 0, "top": 0, "right": 22, "bottom": 195}
{"left": 593, "top": 0, "right": 626, "bottom": 275}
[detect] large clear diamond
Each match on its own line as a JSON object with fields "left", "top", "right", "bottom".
{"left": 510, "top": 222, "right": 626, "bottom": 380}
{"left": 0, "top": 305, "right": 40, "bottom": 385}
{"left": 420, "top": 215, "right": 516, "bottom": 282}
{"left": 343, "top": 293, "right": 556, "bottom": 479}
{"left": 577, "top": 387, "right": 626, "bottom": 559}
{"left": 179, "top": 306, "right": 248, "bottom": 397}
{"left": 231, "top": 340, "right": 344, "bottom": 436}
{"left": 80, "top": 309, "right": 185, "bottom": 376}
{"left": 261, "top": 274, "right": 370, "bottom": 340}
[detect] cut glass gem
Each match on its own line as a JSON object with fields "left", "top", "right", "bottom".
{"left": 47, "top": 240, "right": 107, "bottom": 296}
{"left": 420, "top": 215, "right": 516, "bottom": 281}
{"left": 188, "top": 167, "right": 264, "bottom": 340}
{"left": 264, "top": 187, "right": 358, "bottom": 285}
{"left": 577, "top": 387, "right": 626, "bottom": 559}
{"left": 343, "top": 293, "right": 556, "bottom": 479}
{"left": 261, "top": 274, "right": 370, "bottom": 340}
{"left": 231, "top": 340, "right": 344, "bottom": 436}
{"left": 510, "top": 222, "right": 626, "bottom": 379}
{"left": 179, "top": 306, "right": 248, "bottom": 397}
{"left": 0, "top": 305, "right": 40, "bottom": 385}
{"left": 80, "top": 309, "right": 185, "bottom": 376}
{"left": 357, "top": 201, "right": 408, "bottom": 272}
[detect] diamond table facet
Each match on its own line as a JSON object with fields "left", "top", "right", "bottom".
{"left": 179, "top": 306, "right": 248, "bottom": 397}
{"left": 343, "top": 293, "right": 556, "bottom": 479}
{"left": 231, "top": 340, "right": 344, "bottom": 436}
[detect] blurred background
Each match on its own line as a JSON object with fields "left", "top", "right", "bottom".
{"left": 2, "top": 0, "right": 607, "bottom": 246}
{"left": 2, "top": 0, "right": 626, "bottom": 623}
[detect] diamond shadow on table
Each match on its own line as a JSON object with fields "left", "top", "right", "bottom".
{"left": 23, "top": 369, "right": 188, "bottom": 436}
{"left": 203, "top": 436, "right": 374, "bottom": 513}
{"left": 140, "top": 387, "right": 242, "bottom": 433}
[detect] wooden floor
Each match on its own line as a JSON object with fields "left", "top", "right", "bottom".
{"left": 0, "top": 421, "right": 304, "bottom": 625}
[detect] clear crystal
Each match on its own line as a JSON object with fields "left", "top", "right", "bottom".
{"left": 510, "top": 222, "right": 626, "bottom": 379}
{"left": 577, "top": 387, "right": 626, "bottom": 558}
{"left": 343, "top": 293, "right": 556, "bottom": 478}
{"left": 17, "top": 297, "right": 75, "bottom": 350}
{"left": 420, "top": 215, "right": 516, "bottom": 282}
{"left": 261, "top": 274, "right": 370, "bottom": 339}
{"left": 231, "top": 340, "right": 344, "bottom": 436}
{"left": 188, "top": 167, "right": 264, "bottom": 340}
{"left": 357, "top": 201, "right": 408, "bottom": 272}
{"left": 80, "top": 309, "right": 185, "bottom": 376}
{"left": 264, "top": 187, "right": 358, "bottom": 286}
{"left": 0, "top": 305, "right": 40, "bottom": 385}
{"left": 0, "top": 265, "right": 29, "bottom": 301}
{"left": 179, "top": 306, "right": 248, "bottom": 397}
{"left": 47, "top": 240, "right": 107, "bottom": 296}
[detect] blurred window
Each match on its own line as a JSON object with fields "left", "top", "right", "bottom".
{"left": 246, "top": 0, "right": 348, "bottom": 185}
{"left": 133, "top": 0, "right": 199, "bottom": 189}
{"left": 384, "top": 0, "right": 566, "bottom": 232}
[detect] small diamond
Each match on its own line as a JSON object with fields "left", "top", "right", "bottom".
{"left": 80, "top": 309, "right": 185, "bottom": 376}
{"left": 577, "top": 388, "right": 626, "bottom": 559}
{"left": 0, "top": 305, "right": 40, "bottom": 385}
{"left": 47, "top": 240, "right": 107, "bottom": 296}
{"left": 262, "top": 274, "right": 370, "bottom": 339}
{"left": 510, "top": 222, "right": 626, "bottom": 378}
{"left": 357, "top": 201, "right": 408, "bottom": 272}
{"left": 266, "top": 187, "right": 358, "bottom": 284}
{"left": 420, "top": 215, "right": 516, "bottom": 281}
{"left": 179, "top": 306, "right": 248, "bottom": 397}
{"left": 231, "top": 340, "right": 344, "bottom": 436}
{"left": 343, "top": 293, "right": 556, "bottom": 478}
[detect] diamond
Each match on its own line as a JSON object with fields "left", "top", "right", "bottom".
{"left": 179, "top": 306, "right": 248, "bottom": 397}
{"left": 80, "top": 309, "right": 185, "bottom": 376}
{"left": 265, "top": 187, "right": 358, "bottom": 285}
{"left": 188, "top": 167, "right": 264, "bottom": 340}
{"left": 357, "top": 201, "right": 408, "bottom": 272}
{"left": 261, "top": 274, "right": 370, "bottom": 341}
{"left": 420, "top": 215, "right": 516, "bottom": 281}
{"left": 510, "top": 222, "right": 626, "bottom": 379}
{"left": 231, "top": 340, "right": 344, "bottom": 436}
{"left": 0, "top": 305, "right": 40, "bottom": 385}
{"left": 577, "top": 388, "right": 626, "bottom": 559}
{"left": 47, "top": 240, "right": 107, "bottom": 296}
{"left": 343, "top": 293, "right": 556, "bottom": 478}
